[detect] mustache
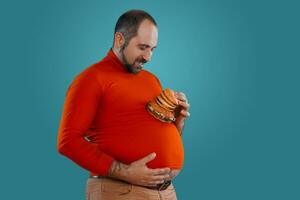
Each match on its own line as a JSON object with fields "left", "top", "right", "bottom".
{"left": 136, "top": 57, "right": 147, "bottom": 64}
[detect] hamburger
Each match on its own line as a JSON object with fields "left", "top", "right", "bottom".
{"left": 146, "top": 88, "right": 179, "bottom": 123}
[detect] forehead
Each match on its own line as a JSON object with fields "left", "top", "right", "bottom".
{"left": 133, "top": 20, "right": 158, "bottom": 47}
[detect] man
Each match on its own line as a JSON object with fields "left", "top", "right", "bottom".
{"left": 57, "top": 10, "right": 190, "bottom": 200}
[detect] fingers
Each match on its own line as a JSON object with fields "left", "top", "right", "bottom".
{"left": 152, "top": 174, "right": 170, "bottom": 181}
{"left": 178, "top": 101, "right": 190, "bottom": 110}
{"left": 146, "top": 180, "right": 165, "bottom": 186}
{"left": 128, "top": 154, "right": 175, "bottom": 187}
{"left": 150, "top": 167, "right": 171, "bottom": 175}
{"left": 179, "top": 109, "right": 190, "bottom": 117}
{"left": 143, "top": 174, "right": 170, "bottom": 186}
{"left": 134, "top": 152, "right": 156, "bottom": 164}
{"left": 176, "top": 100, "right": 190, "bottom": 118}
{"left": 175, "top": 92, "right": 188, "bottom": 103}
{"left": 175, "top": 92, "right": 190, "bottom": 115}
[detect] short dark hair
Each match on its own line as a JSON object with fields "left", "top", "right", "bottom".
{"left": 114, "top": 10, "right": 157, "bottom": 47}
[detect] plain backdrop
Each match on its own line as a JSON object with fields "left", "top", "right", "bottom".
{"left": 0, "top": 0, "right": 299, "bottom": 199}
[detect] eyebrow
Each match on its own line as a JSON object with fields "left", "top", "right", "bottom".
{"left": 138, "top": 44, "right": 157, "bottom": 49}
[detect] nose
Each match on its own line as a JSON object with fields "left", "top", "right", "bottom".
{"left": 142, "top": 50, "right": 152, "bottom": 62}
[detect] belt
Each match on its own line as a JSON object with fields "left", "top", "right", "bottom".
{"left": 89, "top": 176, "right": 171, "bottom": 191}
{"left": 144, "top": 180, "right": 171, "bottom": 191}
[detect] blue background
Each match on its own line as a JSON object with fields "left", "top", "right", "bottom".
{"left": 1, "top": 0, "right": 299, "bottom": 199}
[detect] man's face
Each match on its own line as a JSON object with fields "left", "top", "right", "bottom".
{"left": 119, "top": 20, "right": 158, "bottom": 73}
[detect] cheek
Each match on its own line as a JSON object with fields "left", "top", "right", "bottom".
{"left": 125, "top": 49, "right": 140, "bottom": 63}
{"left": 123, "top": 48, "right": 134, "bottom": 63}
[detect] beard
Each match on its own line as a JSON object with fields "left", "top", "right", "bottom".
{"left": 119, "top": 45, "right": 147, "bottom": 74}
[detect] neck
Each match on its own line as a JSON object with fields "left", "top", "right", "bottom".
{"left": 112, "top": 47, "right": 124, "bottom": 64}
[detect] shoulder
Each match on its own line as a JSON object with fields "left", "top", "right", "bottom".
{"left": 143, "top": 69, "right": 161, "bottom": 81}
{"left": 142, "top": 69, "right": 159, "bottom": 80}
{"left": 72, "top": 65, "right": 99, "bottom": 84}
{"left": 141, "top": 69, "right": 162, "bottom": 89}
{"left": 73, "top": 58, "right": 114, "bottom": 82}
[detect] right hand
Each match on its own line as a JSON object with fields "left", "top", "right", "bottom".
{"left": 108, "top": 153, "right": 171, "bottom": 187}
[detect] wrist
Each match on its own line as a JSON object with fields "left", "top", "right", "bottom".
{"left": 108, "top": 160, "right": 129, "bottom": 181}
{"left": 174, "top": 120, "right": 184, "bottom": 129}
{"left": 175, "top": 120, "right": 184, "bottom": 126}
{"left": 174, "top": 120, "right": 185, "bottom": 135}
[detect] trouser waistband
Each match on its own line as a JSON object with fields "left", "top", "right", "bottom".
{"left": 89, "top": 175, "right": 171, "bottom": 191}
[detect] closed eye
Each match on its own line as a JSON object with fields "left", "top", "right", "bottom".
{"left": 138, "top": 44, "right": 157, "bottom": 51}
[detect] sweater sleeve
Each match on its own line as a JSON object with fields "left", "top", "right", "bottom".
{"left": 57, "top": 70, "right": 114, "bottom": 176}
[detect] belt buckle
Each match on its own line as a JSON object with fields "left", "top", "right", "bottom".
{"left": 158, "top": 180, "right": 171, "bottom": 191}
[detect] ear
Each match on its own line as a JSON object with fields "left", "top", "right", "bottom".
{"left": 114, "top": 32, "right": 124, "bottom": 49}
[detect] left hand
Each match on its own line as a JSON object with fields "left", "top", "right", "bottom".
{"left": 174, "top": 91, "right": 190, "bottom": 125}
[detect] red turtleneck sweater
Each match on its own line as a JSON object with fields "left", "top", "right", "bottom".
{"left": 57, "top": 50, "right": 184, "bottom": 176}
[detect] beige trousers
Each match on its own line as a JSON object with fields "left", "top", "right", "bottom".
{"left": 86, "top": 177, "right": 178, "bottom": 200}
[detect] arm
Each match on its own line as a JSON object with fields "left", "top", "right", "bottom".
{"left": 153, "top": 76, "right": 189, "bottom": 135}
{"left": 58, "top": 71, "right": 171, "bottom": 184}
{"left": 108, "top": 153, "right": 171, "bottom": 187}
{"left": 174, "top": 120, "right": 185, "bottom": 136}
{"left": 174, "top": 92, "right": 190, "bottom": 136}
{"left": 57, "top": 71, "right": 114, "bottom": 176}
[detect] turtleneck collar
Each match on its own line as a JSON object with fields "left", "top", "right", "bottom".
{"left": 106, "top": 48, "right": 127, "bottom": 72}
